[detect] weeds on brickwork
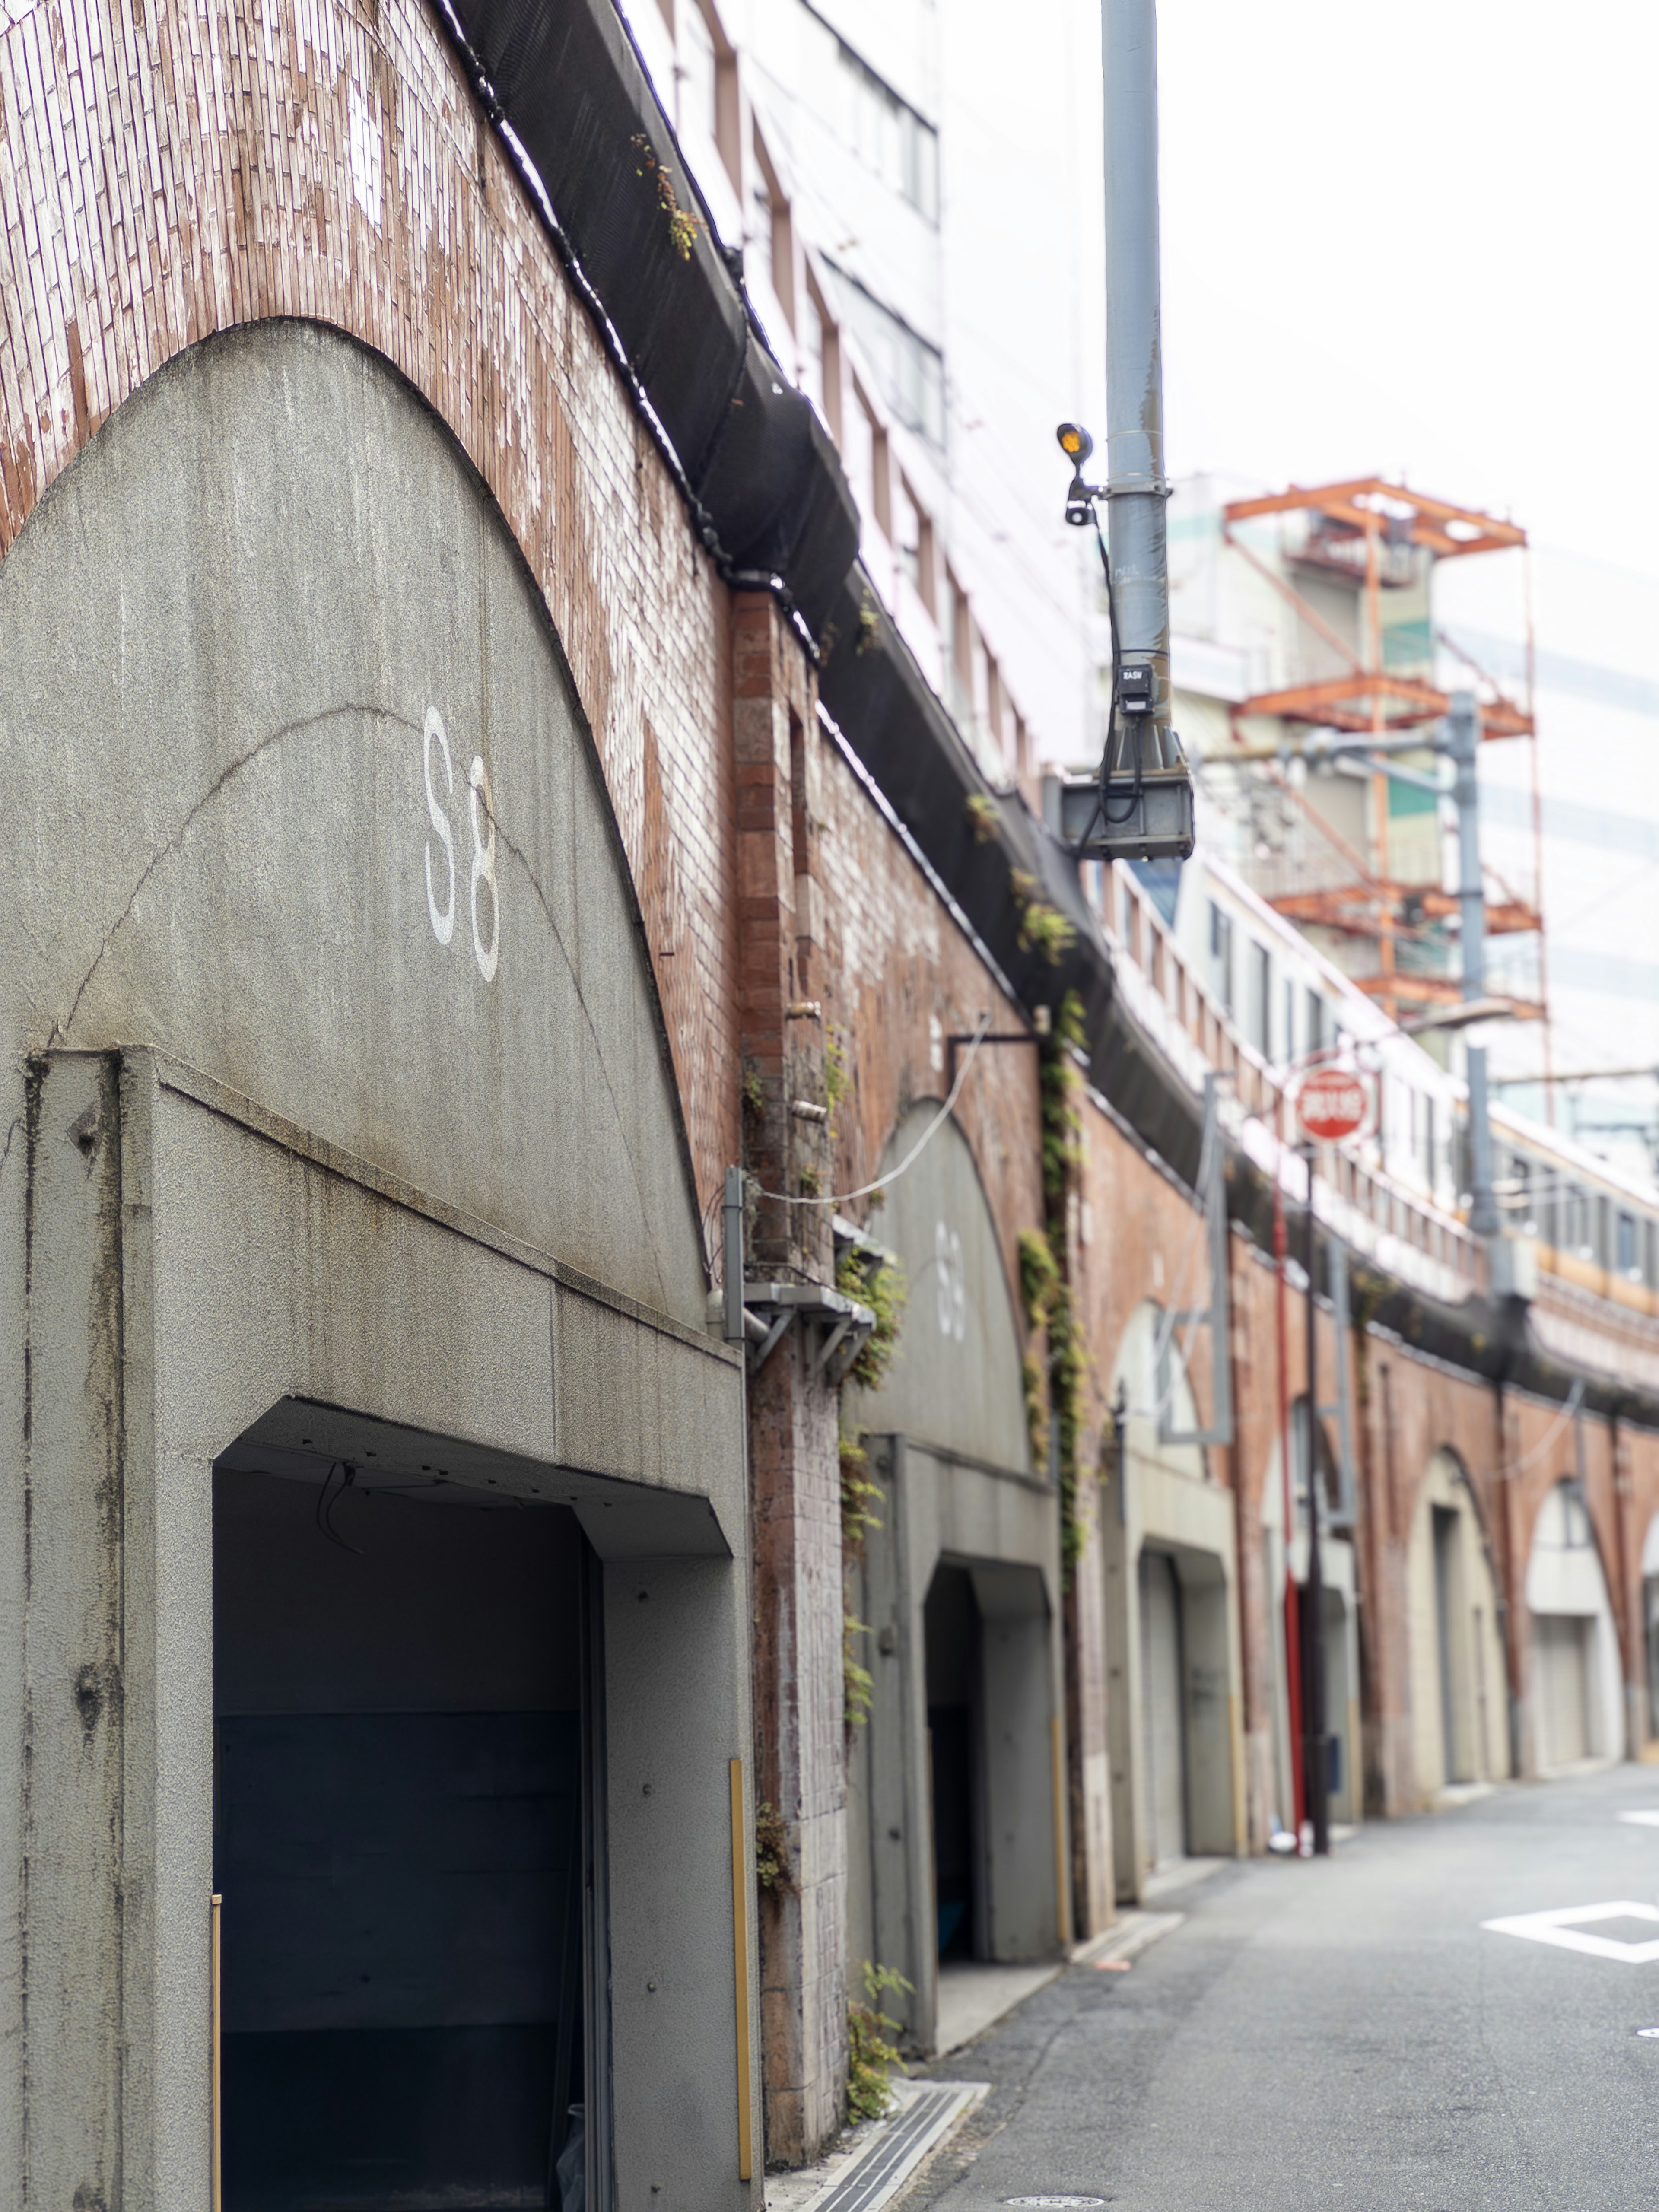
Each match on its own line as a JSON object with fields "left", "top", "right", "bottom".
{"left": 1010, "top": 868, "right": 1077, "bottom": 966}
{"left": 1018, "top": 1224, "right": 1060, "bottom": 1327}
{"left": 755, "top": 1800, "right": 791, "bottom": 1893}
{"left": 965, "top": 792, "right": 999, "bottom": 843}
{"left": 856, "top": 592, "right": 881, "bottom": 654}
{"left": 1040, "top": 991, "right": 1087, "bottom": 1201}
{"left": 1027, "top": 992, "right": 1089, "bottom": 1577}
{"left": 848, "top": 1962, "right": 912, "bottom": 2120}
{"left": 844, "top": 1615, "right": 874, "bottom": 1728}
{"left": 1017, "top": 1225, "right": 1059, "bottom": 1473}
{"left": 632, "top": 137, "right": 704, "bottom": 259}
{"left": 836, "top": 1248, "right": 906, "bottom": 1392}
{"left": 742, "top": 1065, "right": 765, "bottom": 1121}
{"left": 1022, "top": 1352, "right": 1048, "bottom": 1473}
{"left": 840, "top": 1429, "right": 883, "bottom": 1554}
{"left": 825, "top": 1030, "right": 852, "bottom": 1141}
{"left": 798, "top": 1165, "right": 823, "bottom": 1197}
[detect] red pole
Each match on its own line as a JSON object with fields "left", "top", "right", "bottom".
{"left": 1274, "top": 1086, "right": 1306, "bottom": 1840}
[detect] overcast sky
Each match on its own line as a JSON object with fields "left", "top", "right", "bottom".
{"left": 1157, "top": 0, "right": 1659, "bottom": 597}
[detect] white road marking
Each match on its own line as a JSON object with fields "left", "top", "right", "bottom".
{"left": 1482, "top": 1900, "right": 1659, "bottom": 1963}
{"left": 1618, "top": 1810, "right": 1659, "bottom": 1829}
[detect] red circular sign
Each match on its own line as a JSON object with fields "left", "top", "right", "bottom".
{"left": 1297, "top": 1068, "right": 1370, "bottom": 1143}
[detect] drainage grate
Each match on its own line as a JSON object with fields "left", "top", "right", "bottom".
{"left": 811, "top": 2085, "right": 970, "bottom": 2212}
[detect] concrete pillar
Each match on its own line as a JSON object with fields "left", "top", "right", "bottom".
{"left": 732, "top": 592, "right": 847, "bottom": 2162}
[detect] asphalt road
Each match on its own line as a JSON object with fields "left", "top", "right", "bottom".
{"left": 904, "top": 1763, "right": 1659, "bottom": 2211}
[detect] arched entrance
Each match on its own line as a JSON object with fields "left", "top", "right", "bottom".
{"left": 1406, "top": 1451, "right": 1510, "bottom": 1801}
{"left": 845, "top": 1103, "right": 1065, "bottom": 2056}
{"left": 2, "top": 326, "right": 755, "bottom": 2210}
{"left": 1260, "top": 1401, "right": 1361, "bottom": 1834}
{"left": 1103, "top": 1303, "right": 1244, "bottom": 1899}
{"left": 1526, "top": 1479, "right": 1623, "bottom": 1773}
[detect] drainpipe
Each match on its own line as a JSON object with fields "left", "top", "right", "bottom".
{"left": 1449, "top": 691, "right": 1500, "bottom": 1237}
{"left": 1103, "top": 0, "right": 1173, "bottom": 769}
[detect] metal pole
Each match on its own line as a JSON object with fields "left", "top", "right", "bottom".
{"left": 1102, "top": 0, "right": 1172, "bottom": 769}
{"left": 1274, "top": 1096, "right": 1306, "bottom": 1839}
{"left": 1449, "top": 691, "right": 1500, "bottom": 1237}
{"left": 1303, "top": 1144, "right": 1330, "bottom": 1856}
{"left": 723, "top": 1165, "right": 746, "bottom": 1343}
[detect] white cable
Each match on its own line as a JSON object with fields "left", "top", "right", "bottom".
{"left": 755, "top": 1015, "right": 995, "bottom": 1208}
{"left": 1487, "top": 1377, "right": 1586, "bottom": 1482}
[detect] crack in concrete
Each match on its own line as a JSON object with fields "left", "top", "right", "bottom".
{"left": 47, "top": 698, "right": 674, "bottom": 1308}
{"left": 48, "top": 702, "right": 416, "bottom": 1047}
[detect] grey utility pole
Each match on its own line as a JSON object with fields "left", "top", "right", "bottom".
{"left": 1103, "top": 0, "right": 1174, "bottom": 771}
{"left": 1448, "top": 691, "right": 1500, "bottom": 1237}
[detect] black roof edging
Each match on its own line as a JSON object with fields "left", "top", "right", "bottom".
{"left": 435, "top": 0, "right": 860, "bottom": 640}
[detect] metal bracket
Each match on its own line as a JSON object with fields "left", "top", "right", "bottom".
{"left": 739, "top": 1281, "right": 874, "bottom": 1382}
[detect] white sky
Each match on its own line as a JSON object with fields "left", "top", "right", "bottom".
{"left": 1157, "top": 0, "right": 1659, "bottom": 588}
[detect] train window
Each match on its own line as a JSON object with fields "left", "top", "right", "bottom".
{"left": 1619, "top": 1211, "right": 1638, "bottom": 1277}
{"left": 1575, "top": 1185, "right": 1601, "bottom": 1256}
{"left": 1597, "top": 1195, "right": 1612, "bottom": 1267}
{"left": 1646, "top": 1219, "right": 1658, "bottom": 1288}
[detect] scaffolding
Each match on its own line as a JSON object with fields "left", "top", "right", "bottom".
{"left": 1215, "top": 478, "right": 1547, "bottom": 1032}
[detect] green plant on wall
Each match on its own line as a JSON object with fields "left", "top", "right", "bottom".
{"left": 965, "top": 792, "right": 999, "bottom": 844}
{"left": 1040, "top": 991, "right": 1087, "bottom": 1200}
{"left": 844, "top": 1614, "right": 874, "bottom": 1728}
{"left": 1010, "top": 867, "right": 1077, "bottom": 967}
{"left": 631, "top": 135, "right": 705, "bottom": 259}
{"left": 840, "top": 1428, "right": 883, "bottom": 1553}
{"left": 755, "top": 1801, "right": 791, "bottom": 1894}
{"left": 847, "top": 1961, "right": 912, "bottom": 2121}
{"left": 836, "top": 1247, "right": 907, "bottom": 1393}
{"left": 825, "top": 1030, "right": 852, "bottom": 1141}
{"left": 1030, "top": 991, "right": 1090, "bottom": 1577}
{"left": 1021, "top": 1351, "right": 1048, "bottom": 1473}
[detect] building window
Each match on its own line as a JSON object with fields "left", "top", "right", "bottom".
{"left": 1250, "top": 941, "right": 1271, "bottom": 1057}
{"left": 893, "top": 474, "right": 921, "bottom": 589}
{"left": 833, "top": 41, "right": 939, "bottom": 221}
{"left": 1284, "top": 979, "right": 1296, "bottom": 1064}
{"left": 1209, "top": 902, "right": 1233, "bottom": 1017}
{"left": 1305, "top": 987, "right": 1326, "bottom": 1056}
{"left": 823, "top": 265, "right": 945, "bottom": 446}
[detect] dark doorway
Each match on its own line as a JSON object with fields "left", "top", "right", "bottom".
{"left": 1432, "top": 1504, "right": 1461, "bottom": 1784}
{"left": 924, "top": 1564, "right": 982, "bottom": 1963}
{"left": 213, "top": 1450, "right": 593, "bottom": 2211}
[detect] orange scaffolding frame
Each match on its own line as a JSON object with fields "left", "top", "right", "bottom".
{"left": 1219, "top": 479, "right": 1548, "bottom": 1034}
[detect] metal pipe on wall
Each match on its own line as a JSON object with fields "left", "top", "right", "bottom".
{"left": 1102, "top": 0, "right": 1173, "bottom": 769}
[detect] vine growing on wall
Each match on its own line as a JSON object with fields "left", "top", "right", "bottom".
{"left": 1028, "top": 992, "right": 1088, "bottom": 1577}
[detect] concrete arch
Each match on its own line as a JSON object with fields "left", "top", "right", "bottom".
{"left": 1405, "top": 1448, "right": 1511, "bottom": 1803}
{"left": 1525, "top": 1477, "right": 1624, "bottom": 1773}
{"left": 0, "top": 319, "right": 709, "bottom": 1325}
{"left": 845, "top": 1105, "right": 1064, "bottom": 2055}
{"left": 1102, "top": 1301, "right": 1243, "bottom": 1902}
{"left": 0, "top": 316, "right": 756, "bottom": 2208}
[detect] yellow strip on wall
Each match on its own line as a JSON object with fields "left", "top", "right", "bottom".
{"left": 729, "top": 1759, "right": 754, "bottom": 2183}
{"left": 211, "top": 1892, "right": 223, "bottom": 2212}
